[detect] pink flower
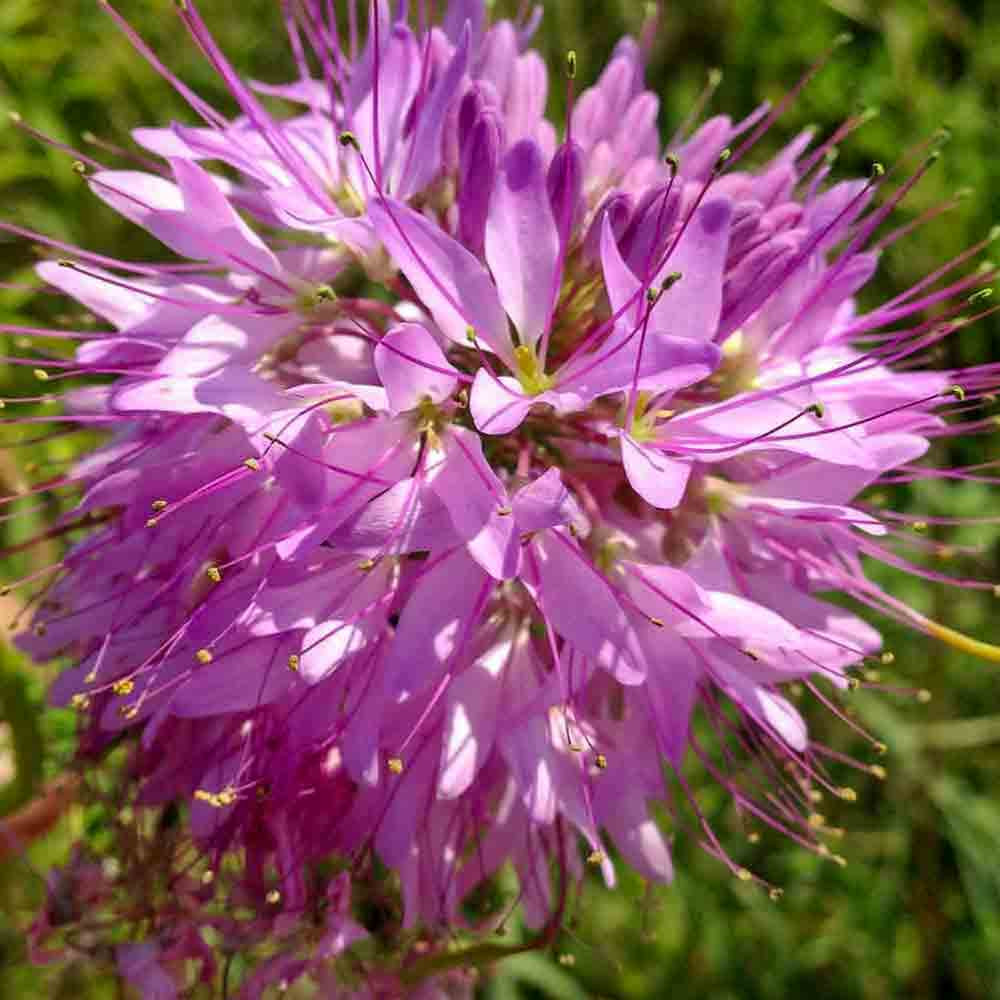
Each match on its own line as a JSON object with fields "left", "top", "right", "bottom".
{"left": 6, "top": 0, "right": 998, "bottom": 993}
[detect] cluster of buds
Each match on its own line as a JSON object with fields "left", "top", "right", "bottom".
{"left": 3, "top": 1, "right": 998, "bottom": 995}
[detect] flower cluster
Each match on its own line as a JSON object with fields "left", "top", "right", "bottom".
{"left": 5, "top": 0, "right": 999, "bottom": 995}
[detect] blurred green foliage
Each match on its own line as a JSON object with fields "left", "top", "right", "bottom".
{"left": 1, "top": 1, "right": 998, "bottom": 997}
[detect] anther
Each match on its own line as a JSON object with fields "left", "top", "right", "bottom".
{"left": 201, "top": 870, "right": 215, "bottom": 886}
{"left": 70, "top": 694, "right": 91, "bottom": 711}
{"left": 33, "top": 369, "right": 49, "bottom": 381}
{"left": 497, "top": 505, "right": 513, "bottom": 516}
{"left": 808, "top": 813, "right": 826, "bottom": 828}
{"left": 388, "top": 757, "right": 404, "bottom": 774}
{"left": 873, "top": 741, "right": 888, "bottom": 755}
{"left": 266, "top": 889, "right": 281, "bottom": 905}
{"left": 769, "top": 887, "right": 784, "bottom": 901}
{"left": 917, "top": 689, "right": 932, "bottom": 704}
{"left": 566, "top": 50, "right": 577, "bottom": 79}
{"left": 145, "top": 518, "right": 159, "bottom": 529}
{"left": 587, "top": 850, "right": 606, "bottom": 866}
{"left": 338, "top": 131, "right": 360, "bottom": 150}
{"left": 357, "top": 558, "right": 376, "bottom": 571}
{"left": 665, "top": 153, "right": 679, "bottom": 174}
{"left": 151, "top": 499, "right": 167, "bottom": 512}
{"left": 747, "top": 832, "right": 761, "bottom": 844}
{"left": 206, "top": 566, "right": 222, "bottom": 583}
{"left": 806, "top": 402, "right": 825, "bottom": 419}
{"left": 8, "top": 110, "right": 22, "bottom": 124}
{"left": 713, "top": 147, "right": 732, "bottom": 174}
{"left": 912, "top": 521, "right": 928, "bottom": 533}
{"left": 880, "top": 651, "right": 895, "bottom": 665}
{"left": 846, "top": 677, "right": 860, "bottom": 692}
{"left": 595, "top": 753, "right": 608, "bottom": 770}
{"left": 195, "top": 649, "right": 213, "bottom": 665}
{"left": 112, "top": 678, "right": 135, "bottom": 696}
{"left": 465, "top": 325, "right": 477, "bottom": 343}
{"left": 243, "top": 457, "right": 261, "bottom": 472}
{"left": 947, "top": 385, "right": 966, "bottom": 402}
{"left": 287, "top": 655, "right": 300, "bottom": 672}
{"left": 968, "top": 287, "right": 994, "bottom": 305}
{"left": 647, "top": 616, "right": 665, "bottom": 628}
{"left": 71, "top": 161, "right": 87, "bottom": 176}
{"left": 869, "top": 765, "right": 887, "bottom": 780}
{"left": 736, "top": 868, "right": 753, "bottom": 882}
{"left": 837, "top": 787, "right": 857, "bottom": 803}
{"left": 558, "top": 954, "right": 576, "bottom": 967}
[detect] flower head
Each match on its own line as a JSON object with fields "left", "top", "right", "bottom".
{"left": 5, "top": 0, "right": 999, "bottom": 994}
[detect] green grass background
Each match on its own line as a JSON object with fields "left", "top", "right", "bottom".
{"left": 1, "top": 1, "right": 998, "bottom": 997}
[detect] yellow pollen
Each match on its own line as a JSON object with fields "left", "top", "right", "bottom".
{"left": 33, "top": 368, "right": 49, "bottom": 381}
{"left": 266, "top": 889, "right": 281, "bottom": 905}
{"left": 513, "top": 344, "right": 553, "bottom": 395}
{"left": 736, "top": 868, "right": 753, "bottom": 882}
{"left": 595, "top": 753, "right": 608, "bottom": 770}
{"left": 84, "top": 671, "right": 96, "bottom": 684}
{"left": 880, "top": 651, "right": 895, "bottom": 665}
{"left": 917, "top": 688, "right": 933, "bottom": 704}
{"left": 496, "top": 505, "right": 513, "bottom": 517}
{"left": 837, "top": 787, "right": 857, "bottom": 803}
{"left": 287, "top": 655, "right": 300, "bottom": 672}
{"left": 769, "top": 887, "right": 784, "bottom": 901}
{"left": 647, "top": 616, "right": 665, "bottom": 628}
{"left": 869, "top": 765, "right": 887, "bottom": 780}
{"left": 243, "top": 457, "right": 261, "bottom": 472}
{"left": 558, "top": 954, "right": 576, "bottom": 967}
{"left": 146, "top": 517, "right": 160, "bottom": 529}
{"left": 388, "top": 757, "right": 404, "bottom": 775}
{"left": 808, "top": 813, "right": 826, "bottom": 828}
{"left": 70, "top": 694, "right": 91, "bottom": 710}
{"left": 747, "top": 832, "right": 761, "bottom": 844}
{"left": 151, "top": 499, "right": 168, "bottom": 512}
{"left": 112, "top": 678, "right": 135, "bottom": 696}
{"left": 195, "top": 649, "right": 213, "bottom": 665}
{"left": 202, "top": 870, "right": 215, "bottom": 885}
{"left": 357, "top": 557, "right": 376, "bottom": 571}
{"left": 587, "top": 850, "right": 606, "bottom": 866}
{"left": 873, "top": 741, "right": 889, "bottom": 755}
{"left": 206, "top": 566, "right": 222, "bottom": 583}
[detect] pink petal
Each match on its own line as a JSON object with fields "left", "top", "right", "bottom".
{"left": 620, "top": 434, "right": 692, "bottom": 509}
{"left": 369, "top": 197, "right": 512, "bottom": 362}
{"left": 373, "top": 323, "right": 459, "bottom": 415}
{"left": 650, "top": 197, "right": 731, "bottom": 341}
{"left": 485, "top": 138, "right": 560, "bottom": 348}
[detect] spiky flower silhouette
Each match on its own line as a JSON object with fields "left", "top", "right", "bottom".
{"left": 4, "top": 1, "right": 999, "bottom": 995}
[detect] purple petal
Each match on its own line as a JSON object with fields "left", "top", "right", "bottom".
{"left": 373, "top": 323, "right": 459, "bottom": 415}
{"left": 511, "top": 468, "right": 583, "bottom": 534}
{"left": 438, "top": 632, "right": 516, "bottom": 798}
{"left": 650, "top": 197, "right": 731, "bottom": 341}
{"left": 327, "top": 477, "right": 460, "bottom": 555}
{"left": 381, "top": 548, "right": 491, "bottom": 700}
{"left": 528, "top": 531, "right": 646, "bottom": 684}
{"left": 485, "top": 139, "right": 560, "bottom": 347}
{"left": 620, "top": 435, "right": 692, "bottom": 509}
{"left": 369, "top": 197, "right": 512, "bottom": 362}
{"left": 469, "top": 370, "right": 537, "bottom": 435}
{"left": 431, "top": 427, "right": 520, "bottom": 579}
